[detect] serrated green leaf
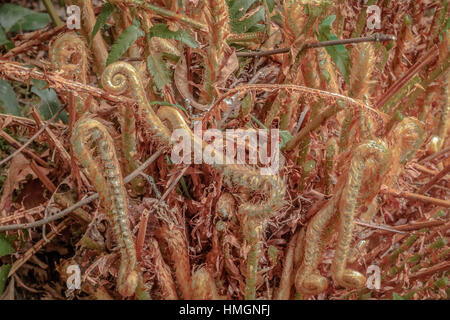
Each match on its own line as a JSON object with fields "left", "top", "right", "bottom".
{"left": 106, "top": 20, "right": 145, "bottom": 66}
{"left": 317, "top": 15, "right": 350, "bottom": 83}
{"left": 30, "top": 78, "right": 68, "bottom": 123}
{"left": 0, "top": 234, "right": 14, "bottom": 257}
{"left": 0, "top": 4, "right": 50, "bottom": 32}
{"left": 0, "top": 264, "right": 11, "bottom": 295}
{"left": 90, "top": 2, "right": 115, "bottom": 46}
{"left": 146, "top": 53, "right": 171, "bottom": 91}
{"left": 0, "top": 79, "right": 20, "bottom": 116}
{"left": 148, "top": 24, "right": 198, "bottom": 48}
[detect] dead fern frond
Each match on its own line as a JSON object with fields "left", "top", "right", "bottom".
{"left": 203, "top": 0, "right": 231, "bottom": 101}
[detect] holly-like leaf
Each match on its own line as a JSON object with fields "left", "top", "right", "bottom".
{"left": 0, "top": 80, "right": 20, "bottom": 116}
{"left": 106, "top": 19, "right": 145, "bottom": 66}
{"left": 148, "top": 24, "right": 198, "bottom": 48}
{"left": 0, "top": 4, "right": 50, "bottom": 33}
{"left": 317, "top": 15, "right": 350, "bottom": 83}
{"left": 90, "top": 2, "right": 115, "bottom": 46}
{"left": 228, "top": 0, "right": 266, "bottom": 33}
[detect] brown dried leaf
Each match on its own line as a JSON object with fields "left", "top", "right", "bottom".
{"left": 0, "top": 154, "right": 37, "bottom": 211}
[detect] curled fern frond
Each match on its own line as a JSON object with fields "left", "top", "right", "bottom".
{"left": 71, "top": 118, "right": 139, "bottom": 297}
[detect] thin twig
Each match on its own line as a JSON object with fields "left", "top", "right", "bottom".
{"left": 419, "top": 146, "right": 450, "bottom": 164}
{"left": 409, "top": 261, "right": 450, "bottom": 281}
{"left": 236, "top": 34, "right": 396, "bottom": 57}
{"left": 1, "top": 25, "right": 67, "bottom": 59}
{"left": 375, "top": 219, "right": 446, "bottom": 235}
{"left": 0, "top": 130, "right": 49, "bottom": 167}
{"left": 0, "top": 106, "right": 65, "bottom": 167}
{"left": 355, "top": 220, "right": 407, "bottom": 234}
{"left": 381, "top": 188, "right": 450, "bottom": 208}
{"left": 0, "top": 150, "right": 164, "bottom": 232}
{"left": 159, "top": 166, "right": 189, "bottom": 203}
{"left": 417, "top": 165, "right": 450, "bottom": 194}
{"left": 8, "top": 218, "right": 70, "bottom": 278}
{"left": 203, "top": 83, "right": 386, "bottom": 124}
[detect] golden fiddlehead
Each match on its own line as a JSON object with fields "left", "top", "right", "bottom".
{"left": 331, "top": 140, "right": 390, "bottom": 289}
{"left": 101, "top": 62, "right": 172, "bottom": 145}
{"left": 156, "top": 106, "right": 286, "bottom": 299}
{"left": 156, "top": 106, "right": 287, "bottom": 217}
{"left": 101, "top": 62, "right": 172, "bottom": 192}
{"left": 71, "top": 118, "right": 138, "bottom": 297}
{"left": 350, "top": 117, "right": 424, "bottom": 263}
{"left": 385, "top": 117, "right": 425, "bottom": 185}
{"left": 296, "top": 139, "right": 390, "bottom": 295}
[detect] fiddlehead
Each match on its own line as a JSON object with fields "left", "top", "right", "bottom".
{"left": 67, "top": 0, "right": 108, "bottom": 74}
{"left": 331, "top": 140, "right": 390, "bottom": 290}
{"left": 156, "top": 106, "right": 287, "bottom": 218}
{"left": 157, "top": 106, "right": 286, "bottom": 299}
{"left": 49, "top": 32, "right": 93, "bottom": 115}
{"left": 325, "top": 137, "right": 338, "bottom": 195}
{"left": 386, "top": 117, "right": 425, "bottom": 184}
{"left": 191, "top": 267, "right": 221, "bottom": 300}
{"left": 349, "top": 117, "right": 424, "bottom": 264}
{"left": 295, "top": 198, "right": 337, "bottom": 295}
{"left": 101, "top": 62, "right": 171, "bottom": 192}
{"left": 339, "top": 43, "right": 377, "bottom": 151}
{"left": 101, "top": 62, "right": 172, "bottom": 145}
{"left": 50, "top": 33, "right": 89, "bottom": 83}
{"left": 203, "top": 0, "right": 231, "bottom": 101}
{"left": 349, "top": 42, "right": 376, "bottom": 100}
{"left": 71, "top": 118, "right": 138, "bottom": 297}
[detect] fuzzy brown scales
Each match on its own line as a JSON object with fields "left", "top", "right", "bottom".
{"left": 71, "top": 118, "right": 138, "bottom": 297}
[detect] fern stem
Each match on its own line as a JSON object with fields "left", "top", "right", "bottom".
{"left": 43, "top": 0, "right": 63, "bottom": 27}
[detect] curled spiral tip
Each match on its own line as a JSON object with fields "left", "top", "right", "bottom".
{"left": 118, "top": 270, "right": 139, "bottom": 297}
{"left": 71, "top": 118, "right": 138, "bottom": 297}
{"left": 389, "top": 117, "right": 425, "bottom": 159}
{"left": 101, "top": 62, "right": 134, "bottom": 95}
{"left": 295, "top": 273, "right": 328, "bottom": 295}
{"left": 333, "top": 269, "right": 366, "bottom": 290}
